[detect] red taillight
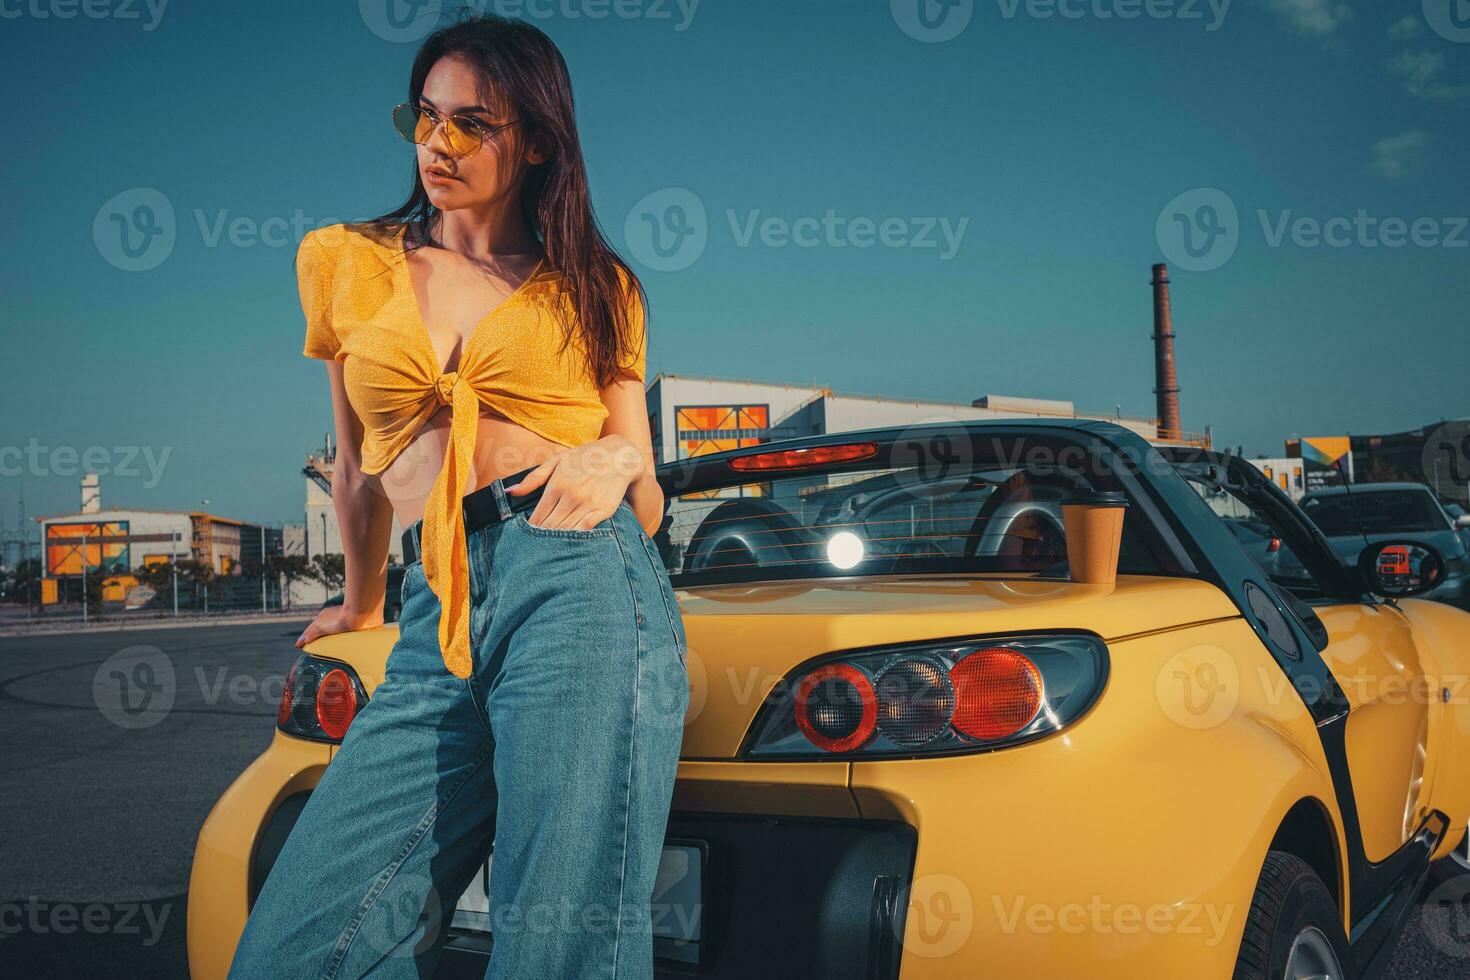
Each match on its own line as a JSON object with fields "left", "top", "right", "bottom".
{"left": 746, "top": 635, "right": 1105, "bottom": 759}
{"left": 794, "top": 663, "right": 877, "bottom": 752}
{"left": 277, "top": 658, "right": 298, "bottom": 728}
{"left": 730, "top": 442, "right": 878, "bottom": 472}
{"left": 1267, "top": 537, "right": 1281, "bottom": 553}
{"left": 315, "top": 669, "right": 359, "bottom": 740}
{"left": 950, "top": 647, "right": 1044, "bottom": 740}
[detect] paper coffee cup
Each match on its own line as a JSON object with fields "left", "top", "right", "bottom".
{"left": 1061, "top": 491, "right": 1128, "bottom": 585}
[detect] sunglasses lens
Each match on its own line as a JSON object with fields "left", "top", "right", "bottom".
{"left": 392, "top": 104, "right": 422, "bottom": 143}
{"left": 443, "top": 118, "right": 481, "bottom": 157}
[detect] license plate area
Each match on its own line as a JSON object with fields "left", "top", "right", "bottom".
{"left": 449, "top": 839, "right": 707, "bottom": 966}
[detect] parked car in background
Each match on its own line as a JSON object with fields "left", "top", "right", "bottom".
{"left": 322, "top": 564, "right": 407, "bottom": 623}
{"left": 1272, "top": 483, "right": 1470, "bottom": 609}
{"left": 1222, "top": 515, "right": 1279, "bottom": 567}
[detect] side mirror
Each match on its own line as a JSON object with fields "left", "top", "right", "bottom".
{"left": 1455, "top": 514, "right": 1470, "bottom": 530}
{"left": 1358, "top": 541, "right": 1447, "bottom": 598}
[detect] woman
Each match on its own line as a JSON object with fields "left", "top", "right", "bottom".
{"left": 229, "top": 13, "right": 689, "bottom": 980}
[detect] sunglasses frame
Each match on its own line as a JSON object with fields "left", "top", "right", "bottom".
{"left": 391, "top": 102, "right": 522, "bottom": 158}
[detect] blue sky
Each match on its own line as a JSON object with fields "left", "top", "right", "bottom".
{"left": 2, "top": 0, "right": 1467, "bottom": 530}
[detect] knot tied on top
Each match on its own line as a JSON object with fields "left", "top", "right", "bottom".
{"left": 434, "top": 371, "right": 460, "bottom": 406}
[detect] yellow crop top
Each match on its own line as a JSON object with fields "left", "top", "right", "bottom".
{"left": 296, "top": 222, "right": 646, "bottom": 678}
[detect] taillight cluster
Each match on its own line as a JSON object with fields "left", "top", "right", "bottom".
{"left": 277, "top": 654, "right": 369, "bottom": 743}
{"left": 744, "top": 634, "right": 1107, "bottom": 759}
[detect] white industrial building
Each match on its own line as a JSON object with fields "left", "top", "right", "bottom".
{"left": 643, "top": 374, "right": 1174, "bottom": 464}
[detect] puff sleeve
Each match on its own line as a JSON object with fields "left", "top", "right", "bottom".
{"left": 616, "top": 271, "right": 647, "bottom": 383}
{"left": 297, "top": 229, "right": 339, "bottom": 360}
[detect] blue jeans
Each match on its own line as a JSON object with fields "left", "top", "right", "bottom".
{"left": 229, "top": 492, "right": 689, "bottom": 979}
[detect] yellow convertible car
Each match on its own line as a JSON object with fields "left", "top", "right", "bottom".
{"left": 189, "top": 421, "right": 1470, "bottom": 979}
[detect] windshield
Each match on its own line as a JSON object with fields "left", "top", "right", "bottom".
{"left": 655, "top": 438, "right": 1182, "bottom": 588}
{"left": 1300, "top": 490, "right": 1449, "bottom": 536}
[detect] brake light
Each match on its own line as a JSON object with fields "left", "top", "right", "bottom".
{"left": 315, "top": 669, "right": 359, "bottom": 740}
{"left": 951, "top": 647, "right": 1043, "bottom": 740}
{"left": 277, "top": 654, "right": 369, "bottom": 743}
{"left": 744, "top": 634, "right": 1107, "bottom": 759}
{"left": 1267, "top": 537, "right": 1281, "bottom": 553}
{"left": 729, "top": 442, "right": 878, "bottom": 472}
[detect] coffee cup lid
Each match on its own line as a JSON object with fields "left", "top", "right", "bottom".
{"left": 1065, "top": 490, "right": 1129, "bottom": 508}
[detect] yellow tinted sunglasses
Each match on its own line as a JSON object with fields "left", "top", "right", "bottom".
{"left": 391, "top": 102, "right": 520, "bottom": 158}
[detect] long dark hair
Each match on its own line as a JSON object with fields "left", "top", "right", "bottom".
{"left": 366, "top": 11, "right": 645, "bottom": 389}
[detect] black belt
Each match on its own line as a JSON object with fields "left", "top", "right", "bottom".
{"left": 400, "top": 463, "right": 543, "bottom": 567}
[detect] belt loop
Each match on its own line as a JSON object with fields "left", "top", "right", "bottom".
{"left": 491, "top": 478, "right": 511, "bottom": 522}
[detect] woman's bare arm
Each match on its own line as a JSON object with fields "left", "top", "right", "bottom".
{"left": 296, "top": 360, "right": 396, "bottom": 647}
{"left": 599, "top": 375, "right": 664, "bottom": 538}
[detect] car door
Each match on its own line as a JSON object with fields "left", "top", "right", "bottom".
{"left": 1308, "top": 599, "right": 1431, "bottom": 861}
{"left": 1179, "top": 462, "right": 1434, "bottom": 862}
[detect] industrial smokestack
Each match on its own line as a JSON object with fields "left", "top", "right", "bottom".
{"left": 1151, "top": 263, "right": 1182, "bottom": 440}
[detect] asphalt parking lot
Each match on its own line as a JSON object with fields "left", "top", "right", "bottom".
{"left": 1, "top": 621, "right": 1468, "bottom": 978}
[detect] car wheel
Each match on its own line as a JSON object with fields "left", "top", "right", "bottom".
{"left": 1233, "top": 851, "right": 1355, "bottom": 980}
{"left": 1427, "top": 826, "right": 1470, "bottom": 889}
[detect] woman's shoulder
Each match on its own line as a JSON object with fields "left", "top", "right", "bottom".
{"left": 297, "top": 221, "right": 405, "bottom": 285}
{"left": 299, "top": 221, "right": 402, "bottom": 261}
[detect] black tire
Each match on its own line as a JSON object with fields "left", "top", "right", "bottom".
{"left": 1427, "top": 828, "right": 1470, "bottom": 891}
{"left": 385, "top": 603, "right": 401, "bottom": 623}
{"left": 1233, "top": 851, "right": 1355, "bottom": 980}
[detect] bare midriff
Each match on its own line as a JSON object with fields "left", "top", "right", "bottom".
{"left": 376, "top": 396, "right": 573, "bottom": 530}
